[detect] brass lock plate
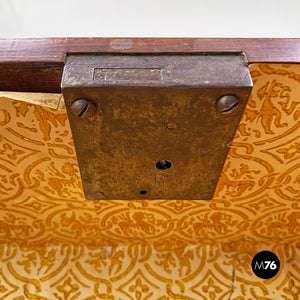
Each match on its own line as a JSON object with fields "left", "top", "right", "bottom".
{"left": 62, "top": 53, "right": 252, "bottom": 200}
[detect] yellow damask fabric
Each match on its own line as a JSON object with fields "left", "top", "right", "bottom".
{"left": 0, "top": 64, "right": 299, "bottom": 299}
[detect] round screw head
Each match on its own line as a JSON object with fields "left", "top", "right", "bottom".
{"left": 216, "top": 95, "right": 239, "bottom": 114}
{"left": 71, "top": 99, "right": 96, "bottom": 118}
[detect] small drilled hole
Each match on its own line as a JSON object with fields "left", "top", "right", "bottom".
{"left": 156, "top": 160, "right": 172, "bottom": 170}
{"left": 140, "top": 190, "right": 147, "bottom": 195}
{"left": 95, "top": 191, "right": 105, "bottom": 198}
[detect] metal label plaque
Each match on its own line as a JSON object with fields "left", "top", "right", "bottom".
{"left": 62, "top": 53, "right": 252, "bottom": 200}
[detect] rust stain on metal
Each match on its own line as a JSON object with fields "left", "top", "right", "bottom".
{"left": 62, "top": 53, "right": 252, "bottom": 200}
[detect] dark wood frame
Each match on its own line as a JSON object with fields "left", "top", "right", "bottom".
{"left": 0, "top": 38, "right": 299, "bottom": 93}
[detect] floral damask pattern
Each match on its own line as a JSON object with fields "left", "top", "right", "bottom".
{"left": 0, "top": 64, "right": 299, "bottom": 299}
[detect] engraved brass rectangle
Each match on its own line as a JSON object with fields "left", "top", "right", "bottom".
{"left": 62, "top": 53, "right": 252, "bottom": 200}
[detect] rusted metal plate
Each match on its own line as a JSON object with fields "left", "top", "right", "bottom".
{"left": 62, "top": 53, "right": 252, "bottom": 200}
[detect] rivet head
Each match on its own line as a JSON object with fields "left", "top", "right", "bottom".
{"left": 166, "top": 122, "right": 177, "bottom": 130}
{"left": 71, "top": 99, "right": 96, "bottom": 118}
{"left": 216, "top": 95, "right": 239, "bottom": 114}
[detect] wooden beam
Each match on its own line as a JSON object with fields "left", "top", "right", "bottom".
{"left": 0, "top": 38, "right": 300, "bottom": 93}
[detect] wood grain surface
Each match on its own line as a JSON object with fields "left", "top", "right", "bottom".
{"left": 0, "top": 38, "right": 300, "bottom": 92}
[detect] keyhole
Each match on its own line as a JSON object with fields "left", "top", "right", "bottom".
{"left": 156, "top": 160, "right": 172, "bottom": 170}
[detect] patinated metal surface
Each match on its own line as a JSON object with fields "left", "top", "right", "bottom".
{"left": 62, "top": 53, "right": 252, "bottom": 200}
